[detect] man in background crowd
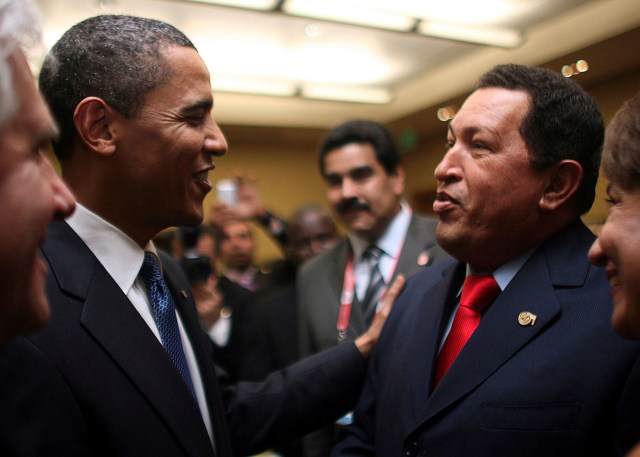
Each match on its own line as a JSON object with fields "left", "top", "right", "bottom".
{"left": 297, "top": 119, "right": 449, "bottom": 455}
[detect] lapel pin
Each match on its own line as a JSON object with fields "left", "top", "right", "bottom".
{"left": 180, "top": 290, "right": 188, "bottom": 299}
{"left": 220, "top": 307, "right": 233, "bottom": 319}
{"left": 518, "top": 311, "right": 537, "bottom": 326}
{"left": 417, "top": 251, "right": 430, "bottom": 267}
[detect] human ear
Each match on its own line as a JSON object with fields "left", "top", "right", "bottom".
{"left": 73, "top": 97, "right": 116, "bottom": 156}
{"left": 538, "top": 160, "right": 583, "bottom": 211}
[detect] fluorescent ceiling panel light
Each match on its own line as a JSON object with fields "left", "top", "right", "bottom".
{"left": 418, "top": 21, "right": 523, "bottom": 48}
{"left": 383, "top": 0, "right": 521, "bottom": 25}
{"left": 213, "top": 75, "right": 297, "bottom": 97}
{"left": 283, "top": 0, "right": 415, "bottom": 32}
{"left": 302, "top": 84, "right": 392, "bottom": 104}
{"left": 184, "top": 0, "right": 280, "bottom": 10}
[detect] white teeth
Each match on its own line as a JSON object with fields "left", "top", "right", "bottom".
{"left": 194, "top": 170, "right": 209, "bottom": 181}
{"left": 609, "top": 276, "right": 620, "bottom": 288}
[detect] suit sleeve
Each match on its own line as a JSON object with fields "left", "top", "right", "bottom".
{"left": 330, "top": 341, "right": 379, "bottom": 456}
{"left": 0, "top": 338, "right": 89, "bottom": 456}
{"left": 223, "top": 341, "right": 367, "bottom": 456}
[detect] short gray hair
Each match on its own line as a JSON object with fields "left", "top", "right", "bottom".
{"left": 0, "top": 0, "right": 42, "bottom": 128}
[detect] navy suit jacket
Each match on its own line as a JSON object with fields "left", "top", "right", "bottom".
{"left": 0, "top": 220, "right": 367, "bottom": 457}
{"left": 333, "top": 220, "right": 640, "bottom": 457}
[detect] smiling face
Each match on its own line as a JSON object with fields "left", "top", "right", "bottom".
{"left": 433, "top": 88, "right": 550, "bottom": 271}
{"left": 0, "top": 50, "right": 76, "bottom": 344}
{"left": 110, "top": 45, "right": 227, "bottom": 242}
{"left": 588, "top": 184, "right": 640, "bottom": 338}
{"left": 323, "top": 143, "right": 404, "bottom": 243}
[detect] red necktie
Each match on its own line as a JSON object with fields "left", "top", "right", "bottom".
{"left": 433, "top": 275, "right": 500, "bottom": 388}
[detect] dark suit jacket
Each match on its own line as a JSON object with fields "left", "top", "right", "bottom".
{"left": 210, "top": 275, "right": 254, "bottom": 384}
{"left": 333, "top": 220, "right": 640, "bottom": 457}
{"left": 0, "top": 220, "right": 368, "bottom": 457}
{"left": 297, "top": 213, "right": 449, "bottom": 356}
{"left": 239, "top": 285, "right": 304, "bottom": 457}
{"left": 240, "top": 284, "right": 300, "bottom": 382}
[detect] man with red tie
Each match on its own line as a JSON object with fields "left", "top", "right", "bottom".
{"left": 332, "top": 64, "right": 640, "bottom": 457}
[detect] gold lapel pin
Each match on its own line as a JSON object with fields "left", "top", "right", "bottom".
{"left": 518, "top": 311, "right": 537, "bottom": 326}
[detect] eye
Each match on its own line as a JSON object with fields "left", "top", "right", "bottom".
{"left": 325, "top": 175, "right": 342, "bottom": 187}
{"left": 350, "top": 167, "right": 373, "bottom": 182}
{"left": 187, "top": 114, "right": 206, "bottom": 125}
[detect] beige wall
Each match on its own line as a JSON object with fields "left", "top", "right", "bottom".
{"left": 206, "top": 127, "right": 333, "bottom": 263}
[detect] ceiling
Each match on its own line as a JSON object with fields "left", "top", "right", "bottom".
{"left": 32, "top": 0, "right": 640, "bottom": 129}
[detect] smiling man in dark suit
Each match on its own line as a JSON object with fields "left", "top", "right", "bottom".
{"left": 332, "top": 64, "right": 640, "bottom": 457}
{"left": 0, "top": 14, "right": 401, "bottom": 457}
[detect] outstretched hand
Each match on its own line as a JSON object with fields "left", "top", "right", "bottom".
{"left": 354, "top": 274, "right": 406, "bottom": 357}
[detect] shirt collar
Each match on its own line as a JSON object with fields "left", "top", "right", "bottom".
{"left": 466, "top": 245, "right": 538, "bottom": 292}
{"left": 66, "top": 203, "right": 153, "bottom": 295}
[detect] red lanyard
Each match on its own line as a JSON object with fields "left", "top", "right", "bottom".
{"left": 336, "top": 240, "right": 404, "bottom": 343}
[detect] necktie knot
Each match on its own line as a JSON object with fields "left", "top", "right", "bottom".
{"left": 140, "top": 252, "right": 163, "bottom": 284}
{"left": 460, "top": 274, "right": 500, "bottom": 313}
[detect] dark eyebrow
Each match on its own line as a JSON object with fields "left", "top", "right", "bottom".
{"left": 181, "top": 99, "right": 213, "bottom": 114}
{"left": 449, "top": 123, "right": 481, "bottom": 137}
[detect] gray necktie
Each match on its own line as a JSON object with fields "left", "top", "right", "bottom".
{"left": 360, "top": 245, "right": 385, "bottom": 325}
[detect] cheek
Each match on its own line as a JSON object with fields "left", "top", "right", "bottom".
{"left": 327, "top": 188, "right": 341, "bottom": 204}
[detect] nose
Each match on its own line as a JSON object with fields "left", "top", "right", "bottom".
{"left": 204, "top": 120, "right": 228, "bottom": 157}
{"left": 434, "top": 148, "right": 460, "bottom": 185}
{"left": 339, "top": 178, "right": 358, "bottom": 200}
{"left": 588, "top": 235, "right": 606, "bottom": 267}
{"left": 44, "top": 158, "right": 75, "bottom": 219}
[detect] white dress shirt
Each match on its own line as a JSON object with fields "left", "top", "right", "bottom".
{"left": 66, "top": 204, "right": 214, "bottom": 445}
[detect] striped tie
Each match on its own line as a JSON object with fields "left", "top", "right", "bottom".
{"left": 360, "top": 245, "right": 385, "bottom": 325}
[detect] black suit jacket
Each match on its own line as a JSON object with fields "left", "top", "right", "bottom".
{"left": 0, "top": 220, "right": 368, "bottom": 457}
{"left": 240, "top": 284, "right": 300, "bottom": 381}
{"left": 210, "top": 275, "right": 254, "bottom": 384}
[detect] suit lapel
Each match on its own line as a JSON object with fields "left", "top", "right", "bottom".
{"left": 411, "top": 221, "right": 594, "bottom": 430}
{"left": 44, "top": 221, "right": 214, "bottom": 457}
{"left": 161, "top": 251, "right": 232, "bottom": 457}
{"left": 418, "top": 253, "right": 562, "bottom": 425}
{"left": 327, "top": 241, "right": 369, "bottom": 337}
{"left": 407, "top": 262, "right": 463, "bottom": 420}
{"left": 396, "top": 215, "right": 434, "bottom": 277}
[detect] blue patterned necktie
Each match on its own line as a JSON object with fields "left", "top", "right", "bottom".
{"left": 140, "top": 252, "right": 196, "bottom": 398}
{"left": 360, "top": 245, "right": 385, "bottom": 325}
